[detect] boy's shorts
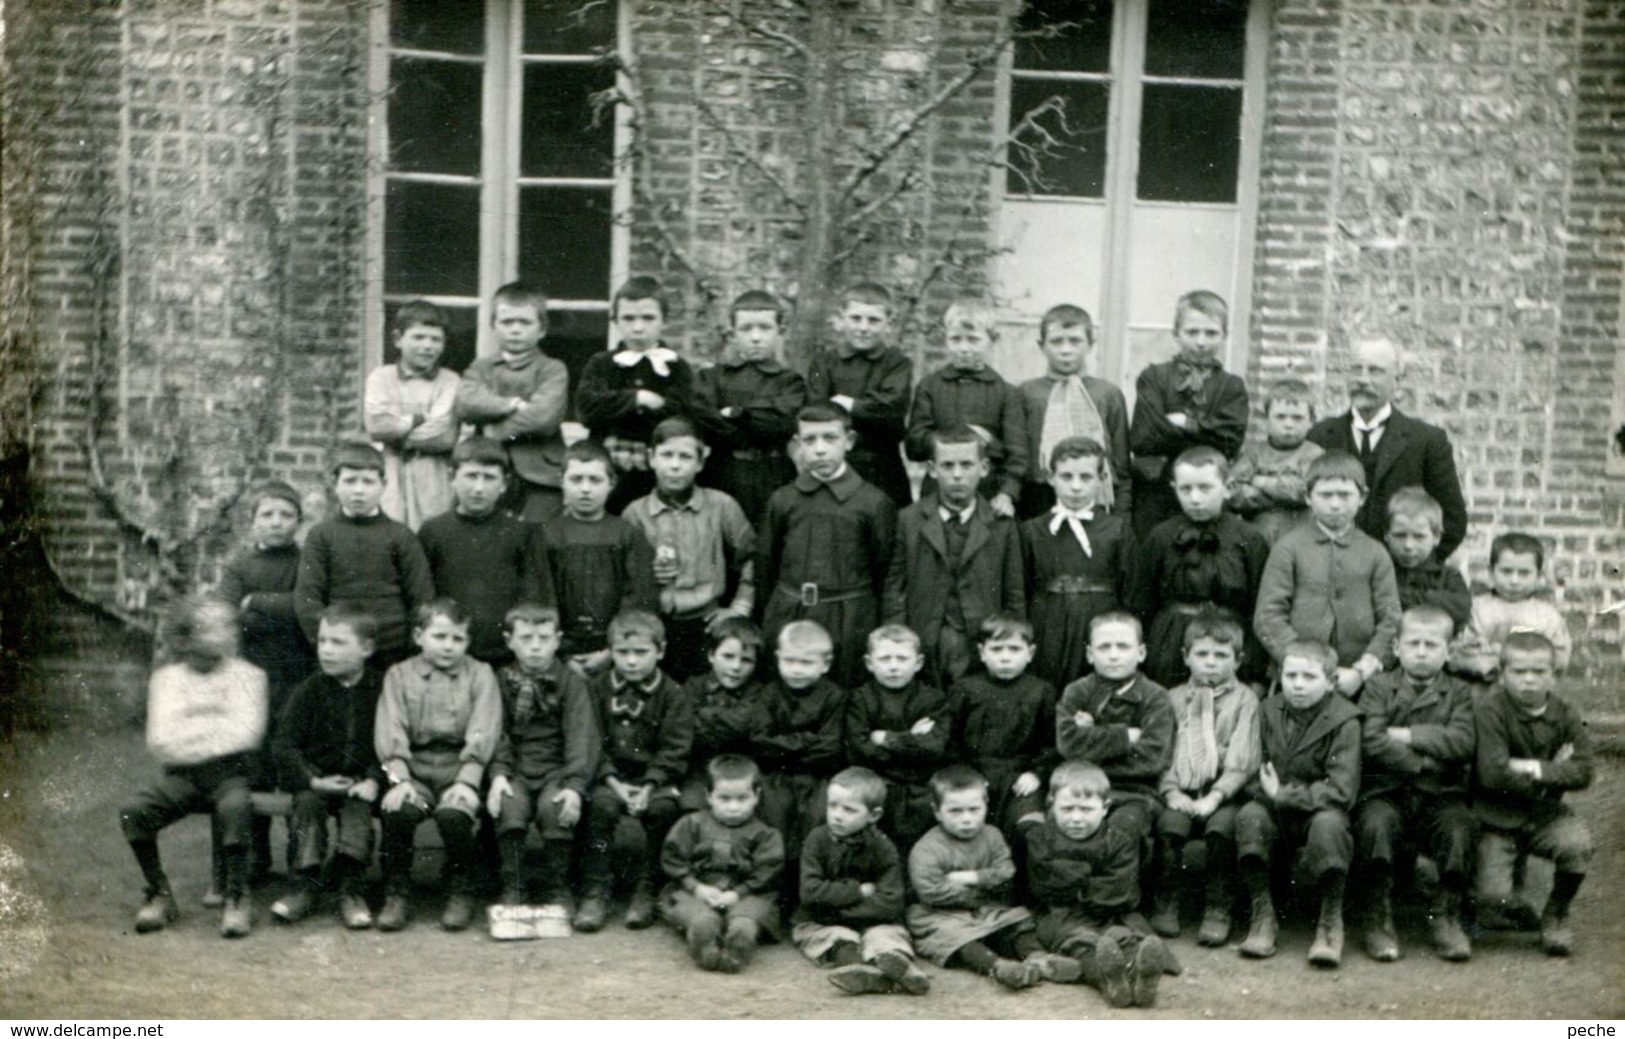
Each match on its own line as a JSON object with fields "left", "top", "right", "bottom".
{"left": 120, "top": 755, "right": 255, "bottom": 845}
{"left": 495, "top": 776, "right": 578, "bottom": 839}
{"left": 394, "top": 748, "right": 478, "bottom": 819}
{"left": 663, "top": 888, "right": 780, "bottom": 938}
{"left": 1156, "top": 801, "right": 1241, "bottom": 843}
{"left": 1477, "top": 811, "right": 1593, "bottom": 897}
{"left": 289, "top": 788, "right": 374, "bottom": 870}
{"left": 791, "top": 920, "right": 913, "bottom": 963}
{"left": 1236, "top": 802, "right": 1352, "bottom": 879}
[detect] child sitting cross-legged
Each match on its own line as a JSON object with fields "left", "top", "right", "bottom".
{"left": 794, "top": 766, "right": 931, "bottom": 996}
{"left": 1025, "top": 761, "right": 1176, "bottom": 1008}
{"left": 660, "top": 754, "right": 785, "bottom": 973}
{"left": 906, "top": 765, "right": 1053, "bottom": 991}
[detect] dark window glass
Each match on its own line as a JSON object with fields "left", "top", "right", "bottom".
{"left": 389, "top": 58, "right": 482, "bottom": 175}
{"left": 524, "top": 0, "right": 617, "bottom": 54}
{"left": 383, "top": 301, "right": 479, "bottom": 375}
{"left": 1135, "top": 83, "right": 1241, "bottom": 202}
{"left": 1006, "top": 78, "right": 1110, "bottom": 197}
{"left": 1013, "top": 0, "right": 1114, "bottom": 73}
{"left": 1144, "top": 0, "right": 1247, "bottom": 79}
{"left": 384, "top": 180, "right": 482, "bottom": 295}
{"left": 517, "top": 187, "right": 613, "bottom": 299}
{"left": 390, "top": 0, "right": 483, "bottom": 54}
{"left": 544, "top": 309, "right": 611, "bottom": 416}
{"left": 520, "top": 62, "right": 616, "bottom": 179}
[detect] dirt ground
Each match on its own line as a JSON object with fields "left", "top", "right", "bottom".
{"left": 1, "top": 726, "right": 1621, "bottom": 1021}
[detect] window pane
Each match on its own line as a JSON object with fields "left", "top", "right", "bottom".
{"left": 1013, "top": 0, "right": 1113, "bottom": 73}
{"left": 1144, "top": 0, "right": 1247, "bottom": 80}
{"left": 517, "top": 187, "right": 613, "bottom": 299}
{"left": 384, "top": 180, "right": 482, "bottom": 296}
{"left": 521, "top": 62, "right": 615, "bottom": 179}
{"left": 524, "top": 0, "right": 617, "bottom": 54}
{"left": 383, "top": 301, "right": 479, "bottom": 375}
{"left": 389, "top": 58, "right": 482, "bottom": 175}
{"left": 390, "top": 0, "right": 483, "bottom": 54}
{"left": 1136, "top": 83, "right": 1241, "bottom": 203}
{"left": 1007, "top": 78, "right": 1109, "bottom": 198}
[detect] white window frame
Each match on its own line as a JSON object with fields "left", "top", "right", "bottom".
{"left": 991, "top": 0, "right": 1270, "bottom": 385}
{"left": 363, "top": 0, "right": 632, "bottom": 375}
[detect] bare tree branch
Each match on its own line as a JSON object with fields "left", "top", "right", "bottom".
{"left": 700, "top": 0, "right": 811, "bottom": 62}
{"left": 694, "top": 97, "right": 807, "bottom": 215}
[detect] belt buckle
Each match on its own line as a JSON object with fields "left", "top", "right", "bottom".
{"left": 799, "top": 582, "right": 819, "bottom": 608}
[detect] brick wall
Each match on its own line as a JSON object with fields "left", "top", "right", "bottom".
{"left": 1250, "top": 0, "right": 1625, "bottom": 710}
{"left": 3, "top": 0, "right": 370, "bottom": 719}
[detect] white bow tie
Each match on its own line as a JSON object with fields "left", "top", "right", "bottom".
{"left": 612, "top": 346, "right": 679, "bottom": 377}
{"left": 1048, "top": 506, "right": 1094, "bottom": 556}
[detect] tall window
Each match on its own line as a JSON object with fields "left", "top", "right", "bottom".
{"left": 992, "top": 0, "right": 1265, "bottom": 394}
{"left": 368, "top": 0, "right": 626, "bottom": 379}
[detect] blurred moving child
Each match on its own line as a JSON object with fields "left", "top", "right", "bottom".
{"left": 694, "top": 289, "right": 808, "bottom": 525}
{"left": 365, "top": 299, "right": 459, "bottom": 528}
{"left": 661, "top": 754, "right": 784, "bottom": 973}
{"left": 905, "top": 299, "right": 1027, "bottom": 516}
{"left": 120, "top": 598, "right": 267, "bottom": 938}
{"left": 1017, "top": 304, "right": 1131, "bottom": 522}
{"left": 455, "top": 282, "right": 570, "bottom": 521}
{"left": 1225, "top": 378, "right": 1323, "bottom": 545}
{"left": 806, "top": 282, "right": 914, "bottom": 508}
{"left": 270, "top": 604, "right": 383, "bottom": 930}
{"left": 374, "top": 598, "right": 501, "bottom": 933}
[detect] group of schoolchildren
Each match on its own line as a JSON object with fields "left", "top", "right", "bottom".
{"left": 117, "top": 275, "right": 1595, "bottom": 1008}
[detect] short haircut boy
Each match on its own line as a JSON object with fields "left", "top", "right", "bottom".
{"left": 942, "top": 299, "right": 997, "bottom": 336}
{"left": 564, "top": 438, "right": 616, "bottom": 475}
{"left": 451, "top": 435, "right": 509, "bottom": 472}
{"left": 1387, "top": 486, "right": 1443, "bottom": 533}
{"left": 1048, "top": 434, "right": 1106, "bottom": 475}
{"left": 977, "top": 612, "right": 1034, "bottom": 647}
{"left": 608, "top": 608, "right": 666, "bottom": 647}
{"left": 866, "top": 623, "right": 922, "bottom": 654}
{"left": 613, "top": 275, "right": 668, "bottom": 319}
{"left": 248, "top": 480, "right": 303, "bottom": 520}
{"left": 1173, "top": 444, "right": 1230, "bottom": 480}
{"left": 1048, "top": 760, "right": 1111, "bottom": 801}
{"left": 706, "top": 753, "right": 761, "bottom": 790}
{"left": 492, "top": 281, "right": 549, "bottom": 323}
{"left": 330, "top": 439, "right": 384, "bottom": 477}
{"left": 1265, "top": 378, "right": 1315, "bottom": 420}
{"left": 730, "top": 289, "right": 786, "bottom": 326}
{"left": 1490, "top": 531, "right": 1544, "bottom": 572}
{"left": 778, "top": 619, "right": 834, "bottom": 656}
{"left": 1089, "top": 610, "right": 1143, "bottom": 641}
{"left": 650, "top": 415, "right": 706, "bottom": 449}
{"left": 319, "top": 602, "right": 378, "bottom": 646}
{"left": 502, "top": 601, "right": 561, "bottom": 634}
{"left": 842, "top": 281, "right": 893, "bottom": 311}
{"left": 828, "top": 765, "right": 888, "bottom": 810}
{"left": 392, "top": 299, "right": 449, "bottom": 335}
{"left": 1038, "top": 303, "right": 1093, "bottom": 342}
{"left": 927, "top": 764, "right": 987, "bottom": 807}
{"left": 797, "top": 402, "right": 851, "bottom": 430}
{"left": 1181, "top": 607, "right": 1245, "bottom": 652}
{"left": 1282, "top": 639, "right": 1338, "bottom": 677}
{"left": 1500, "top": 627, "right": 1555, "bottom": 662}
{"left": 1175, "top": 290, "right": 1229, "bottom": 333}
{"left": 929, "top": 424, "right": 986, "bottom": 458}
{"left": 1400, "top": 602, "right": 1457, "bottom": 639}
{"left": 707, "top": 614, "right": 762, "bottom": 655}
{"left": 1306, "top": 451, "right": 1367, "bottom": 493}
{"left": 415, "top": 596, "right": 470, "bottom": 631}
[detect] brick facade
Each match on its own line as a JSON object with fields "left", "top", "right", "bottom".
{"left": 3, "top": 0, "right": 1620, "bottom": 723}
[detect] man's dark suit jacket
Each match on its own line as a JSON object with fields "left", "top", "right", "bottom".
{"left": 1308, "top": 407, "right": 1468, "bottom": 561}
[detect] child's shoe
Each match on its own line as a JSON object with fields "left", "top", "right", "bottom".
{"left": 873, "top": 949, "right": 931, "bottom": 994}
{"left": 271, "top": 888, "right": 316, "bottom": 924}
{"left": 339, "top": 893, "right": 374, "bottom": 930}
{"left": 1540, "top": 912, "right": 1573, "bottom": 957}
{"left": 1307, "top": 874, "right": 1345, "bottom": 969}
{"left": 220, "top": 897, "right": 253, "bottom": 939}
{"left": 1091, "top": 941, "right": 1134, "bottom": 1008}
{"left": 1196, "top": 901, "right": 1232, "bottom": 947}
{"left": 1238, "top": 887, "right": 1277, "bottom": 959}
{"left": 624, "top": 880, "right": 658, "bottom": 930}
{"left": 133, "top": 888, "right": 178, "bottom": 934}
{"left": 1024, "top": 951, "right": 1083, "bottom": 983}
{"left": 1130, "top": 937, "right": 1171, "bottom": 1007}
{"left": 441, "top": 893, "right": 476, "bottom": 932}
{"left": 829, "top": 964, "right": 895, "bottom": 995}
{"left": 377, "top": 894, "right": 411, "bottom": 932}
{"left": 1362, "top": 882, "right": 1399, "bottom": 962}
{"left": 574, "top": 890, "right": 608, "bottom": 933}
{"left": 201, "top": 886, "right": 225, "bottom": 909}
{"left": 990, "top": 957, "right": 1042, "bottom": 990}
{"left": 1427, "top": 889, "right": 1470, "bottom": 962}
{"left": 1150, "top": 890, "right": 1181, "bottom": 938}
{"left": 720, "top": 920, "right": 758, "bottom": 971}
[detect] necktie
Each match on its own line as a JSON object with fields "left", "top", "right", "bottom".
{"left": 613, "top": 346, "right": 679, "bottom": 377}
{"left": 1048, "top": 505, "right": 1094, "bottom": 556}
{"left": 1358, "top": 426, "right": 1375, "bottom": 470}
{"left": 1038, "top": 376, "right": 1115, "bottom": 509}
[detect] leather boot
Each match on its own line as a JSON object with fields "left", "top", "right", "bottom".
{"left": 1428, "top": 886, "right": 1471, "bottom": 962}
{"left": 1237, "top": 859, "right": 1276, "bottom": 959}
{"left": 1362, "top": 872, "right": 1399, "bottom": 962}
{"left": 1308, "top": 870, "right": 1346, "bottom": 968}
